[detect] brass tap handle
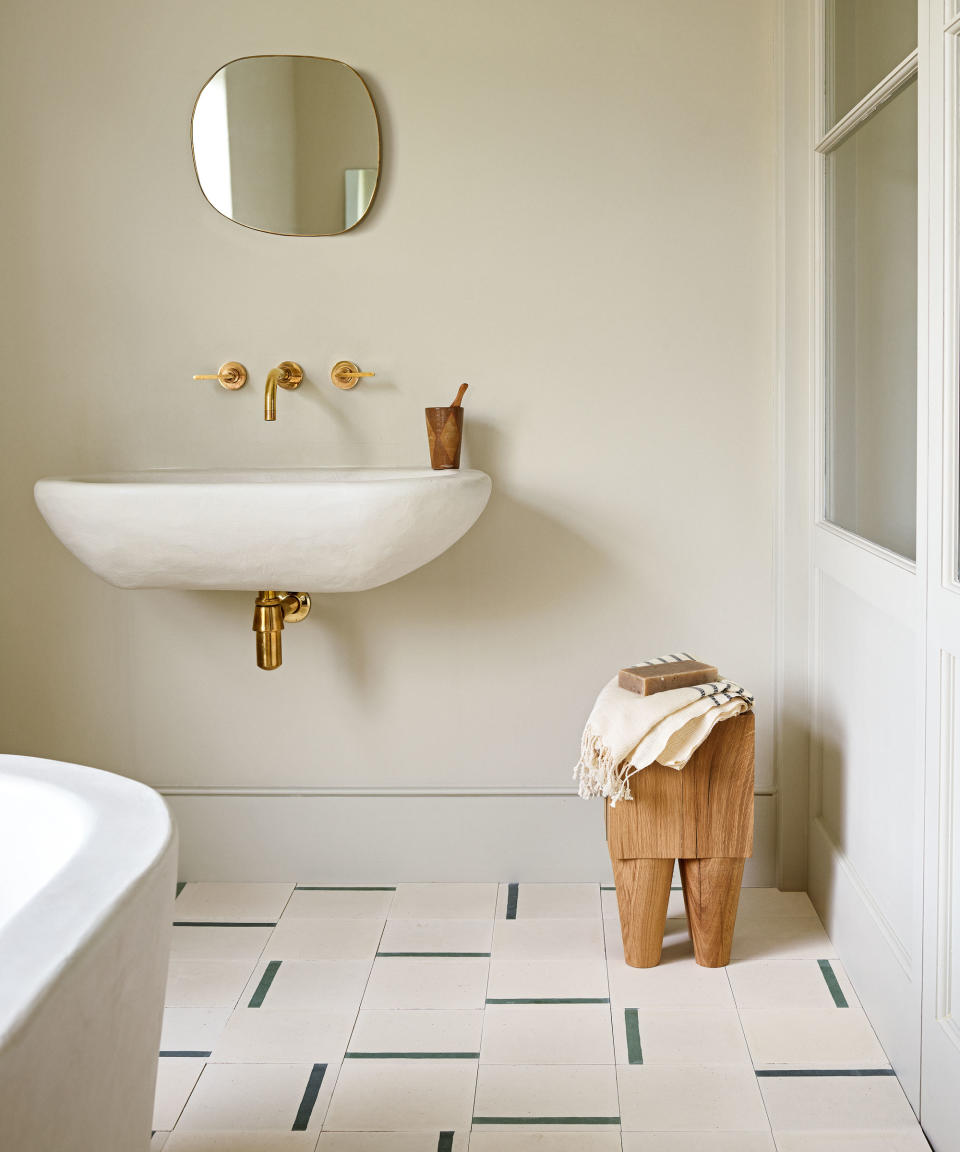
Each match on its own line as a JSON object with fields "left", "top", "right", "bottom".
{"left": 193, "top": 362, "right": 247, "bottom": 390}
{"left": 331, "top": 360, "right": 375, "bottom": 390}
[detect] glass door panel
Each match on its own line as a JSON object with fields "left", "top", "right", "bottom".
{"left": 826, "top": 0, "right": 918, "bottom": 128}
{"left": 824, "top": 76, "right": 918, "bottom": 559}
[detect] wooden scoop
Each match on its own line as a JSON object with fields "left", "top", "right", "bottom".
{"left": 451, "top": 382, "right": 468, "bottom": 407}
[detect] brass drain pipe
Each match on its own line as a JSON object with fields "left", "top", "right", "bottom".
{"left": 252, "top": 590, "right": 311, "bottom": 670}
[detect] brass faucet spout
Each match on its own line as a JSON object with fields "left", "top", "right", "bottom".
{"left": 263, "top": 361, "right": 304, "bottom": 421}
{"left": 264, "top": 369, "right": 280, "bottom": 422}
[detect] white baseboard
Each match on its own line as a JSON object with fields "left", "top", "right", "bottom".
{"left": 808, "top": 815, "right": 920, "bottom": 1108}
{"left": 163, "top": 789, "right": 777, "bottom": 886}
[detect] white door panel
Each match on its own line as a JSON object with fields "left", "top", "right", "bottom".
{"left": 809, "top": 0, "right": 925, "bottom": 1119}
{"left": 920, "top": 5, "right": 960, "bottom": 1147}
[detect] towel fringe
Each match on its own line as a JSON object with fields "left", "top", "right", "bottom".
{"left": 574, "top": 724, "right": 636, "bottom": 806}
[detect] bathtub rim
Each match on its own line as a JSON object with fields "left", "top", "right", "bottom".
{"left": 0, "top": 754, "right": 176, "bottom": 1046}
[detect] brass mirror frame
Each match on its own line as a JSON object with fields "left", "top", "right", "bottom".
{"left": 190, "top": 54, "right": 382, "bottom": 237}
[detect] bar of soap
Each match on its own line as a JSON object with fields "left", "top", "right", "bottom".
{"left": 619, "top": 659, "right": 719, "bottom": 696}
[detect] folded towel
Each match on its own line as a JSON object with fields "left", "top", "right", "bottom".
{"left": 574, "top": 658, "right": 754, "bottom": 804}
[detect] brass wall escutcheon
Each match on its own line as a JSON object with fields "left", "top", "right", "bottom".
{"left": 252, "top": 590, "right": 311, "bottom": 670}
{"left": 331, "top": 360, "right": 375, "bottom": 390}
{"left": 193, "top": 362, "right": 247, "bottom": 390}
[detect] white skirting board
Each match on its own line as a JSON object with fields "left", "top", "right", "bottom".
{"left": 162, "top": 790, "right": 777, "bottom": 886}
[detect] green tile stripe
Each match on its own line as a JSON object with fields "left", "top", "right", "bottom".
{"left": 624, "top": 1008, "right": 643, "bottom": 1064}
{"left": 295, "top": 886, "right": 396, "bottom": 891}
{"left": 506, "top": 883, "right": 519, "bottom": 919}
{"left": 438, "top": 1135, "right": 454, "bottom": 1152}
{"left": 292, "top": 1063, "right": 327, "bottom": 1130}
{"left": 159, "top": 1050, "right": 211, "bottom": 1058}
{"left": 346, "top": 1052, "right": 479, "bottom": 1059}
{"left": 173, "top": 921, "right": 276, "bottom": 928}
{"left": 473, "top": 1117, "right": 621, "bottom": 1125}
{"left": 175, "top": 882, "right": 186, "bottom": 897}
{"left": 818, "top": 959, "right": 849, "bottom": 1007}
{"left": 756, "top": 1068, "right": 895, "bottom": 1077}
{"left": 486, "top": 997, "right": 610, "bottom": 1005}
{"left": 248, "top": 960, "right": 282, "bottom": 1007}
{"left": 377, "top": 952, "right": 491, "bottom": 958}
{"left": 600, "top": 886, "right": 616, "bottom": 891}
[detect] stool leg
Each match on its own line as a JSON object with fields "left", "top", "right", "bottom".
{"left": 613, "top": 857, "right": 673, "bottom": 968}
{"left": 679, "top": 857, "right": 744, "bottom": 967}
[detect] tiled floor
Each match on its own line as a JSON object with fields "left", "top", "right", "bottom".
{"left": 152, "top": 882, "right": 932, "bottom": 1151}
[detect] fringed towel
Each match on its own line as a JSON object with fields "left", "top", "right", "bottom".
{"left": 574, "top": 655, "right": 754, "bottom": 804}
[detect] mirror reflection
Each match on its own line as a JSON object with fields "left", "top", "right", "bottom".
{"left": 192, "top": 55, "right": 380, "bottom": 236}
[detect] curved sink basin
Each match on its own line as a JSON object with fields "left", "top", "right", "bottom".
{"left": 35, "top": 467, "right": 491, "bottom": 592}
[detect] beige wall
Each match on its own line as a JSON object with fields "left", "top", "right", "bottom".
{"left": 0, "top": 0, "right": 777, "bottom": 876}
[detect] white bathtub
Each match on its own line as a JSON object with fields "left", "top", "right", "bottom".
{"left": 0, "top": 755, "right": 177, "bottom": 1152}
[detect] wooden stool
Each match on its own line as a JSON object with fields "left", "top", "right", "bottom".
{"left": 606, "top": 711, "right": 754, "bottom": 968}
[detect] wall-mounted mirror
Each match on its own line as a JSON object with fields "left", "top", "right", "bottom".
{"left": 191, "top": 55, "right": 380, "bottom": 236}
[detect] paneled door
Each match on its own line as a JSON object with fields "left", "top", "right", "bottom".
{"left": 920, "top": 4, "right": 960, "bottom": 1147}
{"left": 809, "top": 0, "right": 926, "bottom": 1107}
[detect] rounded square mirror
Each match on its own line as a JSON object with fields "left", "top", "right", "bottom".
{"left": 191, "top": 55, "right": 381, "bottom": 236}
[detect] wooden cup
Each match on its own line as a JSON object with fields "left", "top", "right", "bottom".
{"left": 425, "top": 406, "right": 464, "bottom": 469}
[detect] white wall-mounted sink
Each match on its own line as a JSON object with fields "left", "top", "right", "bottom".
{"left": 35, "top": 467, "right": 491, "bottom": 592}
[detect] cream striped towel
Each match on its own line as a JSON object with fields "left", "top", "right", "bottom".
{"left": 574, "top": 654, "right": 754, "bottom": 805}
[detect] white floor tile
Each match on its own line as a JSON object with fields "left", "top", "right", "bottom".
{"left": 486, "top": 958, "right": 608, "bottom": 1001}
{"left": 617, "top": 1065, "right": 770, "bottom": 1131}
{"left": 161, "top": 1007, "right": 232, "bottom": 1053}
{"left": 600, "top": 888, "right": 619, "bottom": 918}
{"left": 283, "top": 889, "right": 395, "bottom": 919}
{"left": 166, "top": 960, "right": 257, "bottom": 1008}
{"left": 497, "top": 884, "right": 601, "bottom": 919}
{"left": 169, "top": 926, "right": 273, "bottom": 962}
{"left": 389, "top": 883, "right": 498, "bottom": 919}
{"left": 727, "top": 960, "right": 858, "bottom": 1011}
{"left": 606, "top": 953, "right": 735, "bottom": 1009}
{"left": 732, "top": 917, "right": 838, "bottom": 961}
{"left": 473, "top": 1063, "right": 619, "bottom": 1125}
{"left": 378, "top": 918, "right": 493, "bottom": 955}
{"left": 242, "top": 959, "right": 372, "bottom": 1010}
{"left": 492, "top": 919, "right": 605, "bottom": 961}
{"left": 759, "top": 1074, "right": 919, "bottom": 1131}
{"left": 149, "top": 879, "right": 928, "bottom": 1152}
{"left": 324, "top": 1059, "right": 478, "bottom": 1130}
{"left": 772, "top": 1131, "right": 932, "bottom": 1151}
{"left": 612, "top": 1008, "right": 751, "bottom": 1066}
{"left": 470, "top": 1135, "right": 623, "bottom": 1152}
{"left": 348, "top": 1009, "right": 483, "bottom": 1054}
{"left": 316, "top": 1135, "right": 469, "bottom": 1152}
{"left": 480, "top": 1004, "right": 615, "bottom": 1064}
{"left": 621, "top": 1134, "right": 776, "bottom": 1151}
{"left": 263, "top": 918, "right": 384, "bottom": 961}
{"left": 212, "top": 1009, "right": 356, "bottom": 1062}
{"left": 176, "top": 1061, "right": 335, "bottom": 1131}
{"left": 735, "top": 889, "right": 819, "bottom": 918}
{"left": 153, "top": 1057, "right": 206, "bottom": 1129}
{"left": 361, "top": 956, "right": 489, "bottom": 1009}
{"left": 175, "top": 884, "right": 294, "bottom": 923}
{"left": 740, "top": 1008, "right": 890, "bottom": 1069}
{"left": 164, "top": 1134, "right": 318, "bottom": 1151}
